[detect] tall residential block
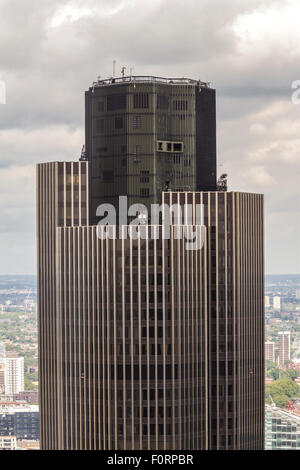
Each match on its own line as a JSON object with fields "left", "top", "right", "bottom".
{"left": 273, "top": 296, "right": 281, "bottom": 311}
{"left": 265, "top": 342, "right": 275, "bottom": 363}
{"left": 4, "top": 358, "right": 24, "bottom": 395}
{"left": 278, "top": 332, "right": 290, "bottom": 366}
{"left": 0, "top": 342, "right": 5, "bottom": 363}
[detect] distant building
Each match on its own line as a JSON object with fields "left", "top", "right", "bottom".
{"left": 273, "top": 296, "right": 281, "bottom": 311}
{"left": 296, "top": 289, "right": 300, "bottom": 299}
{"left": 265, "top": 296, "right": 270, "bottom": 308}
{"left": 265, "top": 405, "right": 300, "bottom": 449}
{"left": 4, "top": 358, "right": 24, "bottom": 395}
{"left": 0, "top": 342, "right": 5, "bottom": 363}
{"left": 278, "top": 332, "right": 291, "bottom": 366}
{"left": 0, "top": 364, "right": 5, "bottom": 394}
{"left": 13, "top": 391, "right": 38, "bottom": 405}
{"left": 0, "top": 435, "right": 17, "bottom": 450}
{"left": 265, "top": 342, "right": 275, "bottom": 363}
{"left": 0, "top": 406, "right": 39, "bottom": 441}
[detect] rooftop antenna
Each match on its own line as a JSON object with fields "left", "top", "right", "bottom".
{"left": 121, "top": 66, "right": 126, "bottom": 78}
{"left": 113, "top": 60, "right": 116, "bottom": 78}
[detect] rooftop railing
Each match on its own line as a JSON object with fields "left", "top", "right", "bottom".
{"left": 91, "top": 75, "right": 211, "bottom": 88}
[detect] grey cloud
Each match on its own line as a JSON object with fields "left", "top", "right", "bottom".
{"left": 0, "top": 0, "right": 299, "bottom": 274}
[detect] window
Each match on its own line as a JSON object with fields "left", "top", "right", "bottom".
{"left": 140, "top": 188, "right": 150, "bottom": 197}
{"left": 133, "top": 115, "right": 142, "bottom": 129}
{"left": 103, "top": 170, "right": 114, "bottom": 181}
{"left": 156, "top": 140, "right": 184, "bottom": 153}
{"left": 107, "top": 94, "right": 126, "bottom": 111}
{"left": 96, "top": 118, "right": 104, "bottom": 133}
{"left": 173, "top": 100, "right": 188, "bottom": 111}
{"left": 97, "top": 147, "right": 107, "bottom": 153}
{"left": 98, "top": 101, "right": 104, "bottom": 112}
{"left": 140, "top": 177, "right": 149, "bottom": 183}
{"left": 133, "top": 145, "right": 142, "bottom": 163}
{"left": 173, "top": 142, "right": 183, "bottom": 152}
{"left": 133, "top": 93, "right": 149, "bottom": 109}
{"left": 157, "top": 94, "right": 169, "bottom": 109}
{"left": 115, "top": 116, "right": 123, "bottom": 129}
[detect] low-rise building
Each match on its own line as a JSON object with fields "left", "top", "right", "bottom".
{"left": 265, "top": 405, "right": 300, "bottom": 450}
{"left": 0, "top": 435, "right": 17, "bottom": 450}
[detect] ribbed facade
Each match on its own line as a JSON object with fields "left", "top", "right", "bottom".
{"left": 56, "top": 225, "right": 208, "bottom": 450}
{"left": 37, "top": 164, "right": 264, "bottom": 449}
{"left": 36, "top": 161, "right": 89, "bottom": 450}
{"left": 163, "top": 191, "right": 265, "bottom": 449}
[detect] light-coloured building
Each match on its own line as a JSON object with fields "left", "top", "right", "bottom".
{"left": 296, "top": 289, "right": 300, "bottom": 299}
{"left": 273, "top": 296, "right": 281, "bottom": 311}
{"left": 265, "top": 342, "right": 275, "bottom": 363}
{"left": 265, "top": 405, "right": 300, "bottom": 450}
{"left": 278, "top": 332, "right": 291, "bottom": 366}
{"left": 0, "top": 341, "right": 5, "bottom": 363}
{"left": 0, "top": 436, "right": 17, "bottom": 450}
{"left": 265, "top": 296, "right": 270, "bottom": 308}
{"left": 4, "top": 357, "right": 24, "bottom": 395}
{"left": 0, "top": 363, "right": 5, "bottom": 394}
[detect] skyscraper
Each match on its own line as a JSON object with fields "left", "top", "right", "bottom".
{"left": 278, "top": 332, "right": 290, "bottom": 366}
{"left": 37, "top": 75, "right": 264, "bottom": 450}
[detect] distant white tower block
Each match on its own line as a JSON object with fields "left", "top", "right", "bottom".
{"left": 265, "top": 296, "right": 270, "bottom": 308}
{"left": 4, "top": 357, "right": 24, "bottom": 394}
{"left": 265, "top": 342, "right": 275, "bottom": 363}
{"left": 273, "top": 296, "right": 281, "bottom": 311}
{"left": 278, "top": 332, "right": 291, "bottom": 366}
{"left": 0, "top": 80, "right": 6, "bottom": 104}
{"left": 0, "top": 342, "right": 5, "bottom": 363}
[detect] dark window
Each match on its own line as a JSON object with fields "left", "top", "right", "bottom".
{"left": 157, "top": 94, "right": 169, "bottom": 109}
{"left": 96, "top": 118, "right": 104, "bottom": 133}
{"left": 173, "top": 143, "right": 183, "bottom": 152}
{"left": 97, "top": 147, "right": 108, "bottom": 153}
{"left": 134, "top": 93, "right": 149, "bottom": 109}
{"left": 103, "top": 170, "right": 114, "bottom": 181}
{"left": 115, "top": 116, "right": 123, "bottom": 129}
{"left": 173, "top": 100, "right": 187, "bottom": 111}
{"left": 107, "top": 94, "right": 126, "bottom": 111}
{"left": 98, "top": 101, "right": 104, "bottom": 112}
{"left": 140, "top": 188, "right": 150, "bottom": 198}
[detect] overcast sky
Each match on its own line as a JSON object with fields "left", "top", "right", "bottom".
{"left": 0, "top": 0, "right": 299, "bottom": 275}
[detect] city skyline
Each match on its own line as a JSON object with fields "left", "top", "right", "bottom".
{"left": 0, "top": 0, "right": 299, "bottom": 275}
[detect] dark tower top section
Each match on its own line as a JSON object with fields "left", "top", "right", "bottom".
{"left": 195, "top": 86, "right": 217, "bottom": 191}
{"left": 85, "top": 76, "right": 217, "bottom": 222}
